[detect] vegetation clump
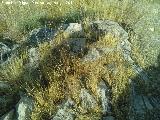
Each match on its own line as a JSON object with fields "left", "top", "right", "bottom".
{"left": 0, "top": 0, "right": 159, "bottom": 120}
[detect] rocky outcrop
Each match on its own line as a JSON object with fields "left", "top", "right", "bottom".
{"left": 1, "top": 18, "right": 159, "bottom": 120}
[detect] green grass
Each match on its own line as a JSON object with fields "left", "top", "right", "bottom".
{"left": 0, "top": 0, "right": 158, "bottom": 120}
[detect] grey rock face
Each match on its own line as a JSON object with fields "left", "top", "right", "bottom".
{"left": 82, "top": 47, "right": 117, "bottom": 62}
{"left": 27, "top": 27, "right": 57, "bottom": 47}
{"left": 0, "top": 42, "right": 11, "bottom": 63}
{"left": 90, "top": 20, "right": 129, "bottom": 41}
{"left": 64, "top": 23, "right": 84, "bottom": 38}
{"left": 66, "top": 38, "right": 87, "bottom": 55}
{"left": 0, "top": 39, "right": 19, "bottom": 65}
{"left": 52, "top": 98, "right": 76, "bottom": 120}
{"left": 82, "top": 20, "right": 132, "bottom": 63}
{"left": 83, "top": 48, "right": 101, "bottom": 61}
{"left": 97, "top": 81, "right": 111, "bottom": 114}
{"left": 28, "top": 47, "right": 40, "bottom": 68}
{"left": 15, "top": 96, "right": 34, "bottom": 120}
{"left": 80, "top": 88, "right": 97, "bottom": 110}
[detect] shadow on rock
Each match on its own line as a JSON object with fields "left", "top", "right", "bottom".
{"left": 115, "top": 54, "right": 160, "bottom": 120}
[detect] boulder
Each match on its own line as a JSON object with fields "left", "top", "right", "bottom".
{"left": 97, "top": 81, "right": 111, "bottom": 114}
{"left": 90, "top": 20, "right": 128, "bottom": 41}
{"left": 0, "top": 38, "right": 19, "bottom": 65}
{"left": 82, "top": 47, "right": 115, "bottom": 62}
{"left": 27, "top": 27, "right": 57, "bottom": 47}
{"left": 15, "top": 95, "right": 34, "bottom": 120}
